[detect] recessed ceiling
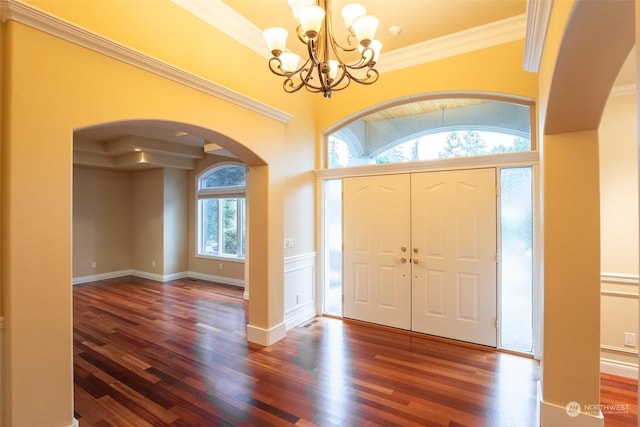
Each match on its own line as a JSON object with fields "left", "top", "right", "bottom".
{"left": 74, "top": 122, "right": 236, "bottom": 172}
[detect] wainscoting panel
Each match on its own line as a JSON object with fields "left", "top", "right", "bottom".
{"left": 600, "top": 273, "right": 639, "bottom": 378}
{"left": 284, "top": 252, "right": 318, "bottom": 330}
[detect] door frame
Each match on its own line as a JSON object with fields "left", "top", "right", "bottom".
{"left": 315, "top": 151, "right": 541, "bottom": 357}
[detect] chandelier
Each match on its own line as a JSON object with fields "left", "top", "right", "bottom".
{"left": 263, "top": 0, "right": 382, "bottom": 98}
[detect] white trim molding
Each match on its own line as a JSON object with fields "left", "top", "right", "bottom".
{"left": 246, "top": 322, "right": 286, "bottom": 346}
{"left": 523, "top": 0, "right": 553, "bottom": 72}
{"left": 172, "top": 0, "right": 526, "bottom": 75}
{"left": 538, "top": 382, "right": 604, "bottom": 427}
{"left": 378, "top": 15, "right": 526, "bottom": 74}
{"left": 186, "top": 271, "right": 245, "bottom": 288}
{"left": 601, "top": 272, "right": 640, "bottom": 286}
{"left": 600, "top": 272, "right": 639, "bottom": 379}
{"left": 0, "top": 0, "right": 292, "bottom": 124}
{"left": 73, "top": 269, "right": 245, "bottom": 288}
{"left": 73, "top": 270, "right": 137, "bottom": 285}
{"left": 284, "top": 252, "right": 318, "bottom": 331}
{"left": 600, "top": 358, "right": 638, "bottom": 378}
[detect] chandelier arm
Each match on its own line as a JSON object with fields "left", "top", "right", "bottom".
{"left": 345, "top": 67, "right": 380, "bottom": 86}
{"left": 328, "top": 33, "right": 358, "bottom": 54}
{"left": 307, "top": 38, "right": 322, "bottom": 67}
{"left": 292, "top": 61, "right": 325, "bottom": 93}
{"left": 267, "top": 57, "right": 289, "bottom": 77}
{"left": 329, "top": 65, "right": 349, "bottom": 87}
{"left": 295, "top": 25, "right": 307, "bottom": 45}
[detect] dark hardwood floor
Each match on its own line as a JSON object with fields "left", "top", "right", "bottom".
{"left": 73, "top": 277, "right": 637, "bottom": 426}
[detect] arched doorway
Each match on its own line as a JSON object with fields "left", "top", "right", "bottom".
{"left": 539, "top": 0, "right": 636, "bottom": 424}
{"left": 72, "top": 119, "right": 269, "bottom": 321}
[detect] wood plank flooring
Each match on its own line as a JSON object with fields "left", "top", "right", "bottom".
{"left": 73, "top": 276, "right": 637, "bottom": 426}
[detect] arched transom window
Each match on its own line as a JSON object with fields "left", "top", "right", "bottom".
{"left": 327, "top": 96, "right": 533, "bottom": 168}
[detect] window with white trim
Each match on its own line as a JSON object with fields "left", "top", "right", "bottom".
{"left": 197, "top": 163, "right": 246, "bottom": 259}
{"left": 327, "top": 97, "right": 533, "bottom": 168}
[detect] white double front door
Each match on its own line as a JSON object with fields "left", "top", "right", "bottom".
{"left": 343, "top": 168, "right": 497, "bottom": 347}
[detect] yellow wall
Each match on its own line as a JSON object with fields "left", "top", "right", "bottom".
{"left": 6, "top": 0, "right": 633, "bottom": 425}
{"left": 542, "top": 130, "right": 601, "bottom": 409}
{"left": 2, "top": 8, "right": 311, "bottom": 424}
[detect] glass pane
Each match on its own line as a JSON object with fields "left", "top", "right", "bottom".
{"left": 201, "top": 165, "right": 246, "bottom": 188}
{"left": 323, "top": 180, "right": 342, "bottom": 316}
{"left": 328, "top": 136, "right": 352, "bottom": 168}
{"left": 500, "top": 167, "right": 533, "bottom": 353}
{"left": 201, "top": 199, "right": 219, "bottom": 255}
{"left": 328, "top": 98, "right": 531, "bottom": 168}
{"left": 373, "top": 131, "right": 530, "bottom": 163}
{"left": 221, "top": 199, "right": 239, "bottom": 255}
{"left": 238, "top": 198, "right": 246, "bottom": 257}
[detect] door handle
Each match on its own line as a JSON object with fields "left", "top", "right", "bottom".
{"left": 400, "top": 257, "right": 407, "bottom": 263}
{"left": 413, "top": 258, "right": 421, "bottom": 264}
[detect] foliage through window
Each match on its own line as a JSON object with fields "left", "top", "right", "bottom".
{"left": 197, "top": 164, "right": 246, "bottom": 259}
{"left": 327, "top": 97, "right": 532, "bottom": 168}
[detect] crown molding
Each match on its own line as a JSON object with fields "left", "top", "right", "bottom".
{"left": 523, "top": 0, "right": 553, "bottom": 72}
{"left": 377, "top": 14, "right": 527, "bottom": 74}
{"left": 173, "top": 0, "right": 528, "bottom": 75}
{"left": 171, "top": 0, "right": 270, "bottom": 59}
{"left": 0, "top": 0, "right": 292, "bottom": 123}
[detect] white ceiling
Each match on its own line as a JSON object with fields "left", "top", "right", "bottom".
{"left": 73, "top": 0, "right": 637, "bottom": 172}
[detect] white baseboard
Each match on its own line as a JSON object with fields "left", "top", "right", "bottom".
{"left": 284, "top": 300, "right": 317, "bottom": 331}
{"left": 538, "top": 381, "right": 604, "bottom": 427}
{"left": 70, "top": 417, "right": 79, "bottom": 427}
{"left": 72, "top": 270, "right": 245, "bottom": 287}
{"left": 132, "top": 270, "right": 187, "bottom": 282}
{"left": 186, "top": 271, "right": 244, "bottom": 288}
{"left": 600, "top": 358, "right": 638, "bottom": 379}
{"left": 246, "top": 322, "right": 286, "bottom": 346}
{"left": 72, "top": 269, "right": 134, "bottom": 285}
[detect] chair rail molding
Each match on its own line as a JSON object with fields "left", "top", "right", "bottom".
{"left": 600, "top": 272, "right": 639, "bottom": 378}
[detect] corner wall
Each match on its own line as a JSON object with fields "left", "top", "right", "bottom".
{"left": 599, "top": 91, "right": 639, "bottom": 377}
{"left": 163, "top": 168, "right": 188, "bottom": 276}
{"left": 73, "top": 167, "right": 133, "bottom": 278}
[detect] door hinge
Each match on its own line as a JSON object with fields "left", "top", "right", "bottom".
{"left": 495, "top": 252, "right": 499, "bottom": 263}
